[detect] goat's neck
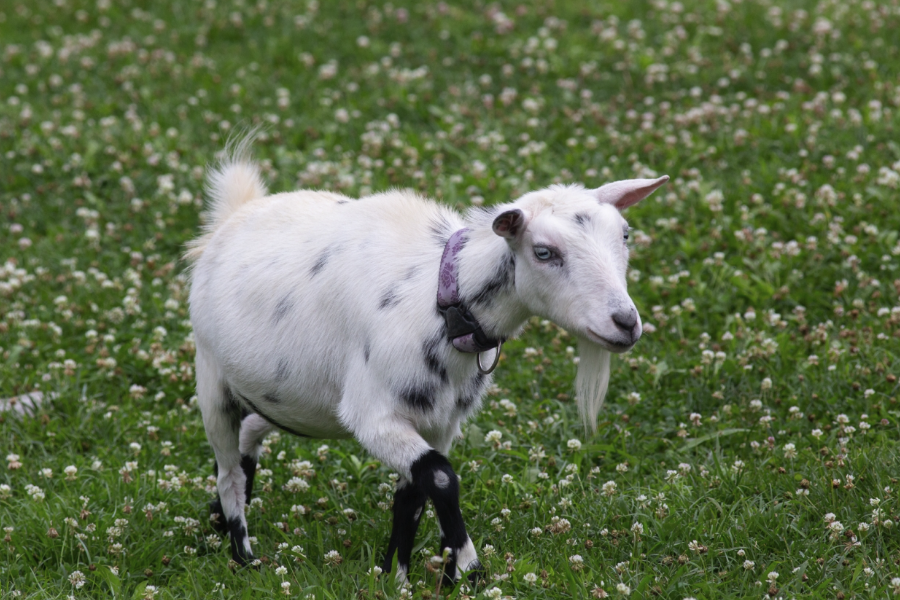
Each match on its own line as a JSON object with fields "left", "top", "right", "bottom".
{"left": 455, "top": 230, "right": 530, "bottom": 340}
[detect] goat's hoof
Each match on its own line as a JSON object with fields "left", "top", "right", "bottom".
{"left": 229, "top": 557, "right": 260, "bottom": 571}
{"left": 463, "top": 560, "right": 485, "bottom": 586}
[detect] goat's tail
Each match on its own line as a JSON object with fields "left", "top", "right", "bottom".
{"left": 184, "top": 129, "right": 268, "bottom": 264}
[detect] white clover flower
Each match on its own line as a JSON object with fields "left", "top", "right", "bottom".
{"left": 783, "top": 443, "right": 797, "bottom": 459}
{"left": 743, "top": 560, "right": 755, "bottom": 570}
{"left": 567, "top": 438, "right": 582, "bottom": 451}
{"left": 283, "top": 478, "right": 309, "bottom": 493}
{"left": 68, "top": 570, "right": 86, "bottom": 589}
{"left": 602, "top": 481, "right": 618, "bottom": 496}
{"left": 524, "top": 572, "right": 537, "bottom": 584}
{"left": 616, "top": 582, "right": 631, "bottom": 595}
{"left": 485, "top": 430, "right": 503, "bottom": 444}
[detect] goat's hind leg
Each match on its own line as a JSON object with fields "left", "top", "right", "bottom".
{"left": 238, "top": 413, "right": 276, "bottom": 507}
{"left": 197, "top": 349, "right": 255, "bottom": 565}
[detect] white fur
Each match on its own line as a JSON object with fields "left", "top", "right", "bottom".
{"left": 454, "top": 537, "right": 479, "bottom": 579}
{"left": 239, "top": 413, "right": 275, "bottom": 457}
{"left": 188, "top": 138, "right": 666, "bottom": 564}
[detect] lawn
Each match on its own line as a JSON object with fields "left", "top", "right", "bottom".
{"left": 1, "top": 0, "right": 900, "bottom": 598}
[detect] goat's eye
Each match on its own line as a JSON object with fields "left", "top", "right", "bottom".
{"left": 533, "top": 246, "right": 552, "bottom": 261}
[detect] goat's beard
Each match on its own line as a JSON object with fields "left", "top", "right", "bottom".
{"left": 575, "top": 337, "right": 611, "bottom": 433}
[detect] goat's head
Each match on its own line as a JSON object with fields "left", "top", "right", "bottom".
{"left": 492, "top": 176, "right": 668, "bottom": 429}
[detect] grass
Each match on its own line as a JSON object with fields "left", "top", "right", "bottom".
{"left": 1, "top": 0, "right": 900, "bottom": 598}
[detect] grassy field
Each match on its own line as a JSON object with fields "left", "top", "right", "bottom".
{"left": 2, "top": 0, "right": 900, "bottom": 598}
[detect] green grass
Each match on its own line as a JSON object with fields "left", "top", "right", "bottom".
{"left": 2, "top": 0, "right": 900, "bottom": 598}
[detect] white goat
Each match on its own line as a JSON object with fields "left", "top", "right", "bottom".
{"left": 187, "top": 135, "right": 667, "bottom": 581}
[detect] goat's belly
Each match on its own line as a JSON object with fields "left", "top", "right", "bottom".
{"left": 231, "top": 383, "right": 352, "bottom": 439}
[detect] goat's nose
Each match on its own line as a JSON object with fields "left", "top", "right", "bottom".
{"left": 612, "top": 308, "right": 637, "bottom": 333}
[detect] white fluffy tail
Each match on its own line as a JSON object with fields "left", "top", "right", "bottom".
{"left": 184, "top": 131, "right": 268, "bottom": 263}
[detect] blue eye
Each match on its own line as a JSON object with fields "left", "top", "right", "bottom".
{"left": 534, "top": 246, "right": 552, "bottom": 260}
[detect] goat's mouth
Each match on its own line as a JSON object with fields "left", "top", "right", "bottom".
{"left": 585, "top": 328, "right": 635, "bottom": 353}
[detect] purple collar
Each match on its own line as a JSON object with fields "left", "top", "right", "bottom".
{"left": 437, "top": 228, "right": 503, "bottom": 356}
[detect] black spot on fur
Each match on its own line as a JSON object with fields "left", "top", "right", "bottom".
{"left": 457, "top": 372, "right": 486, "bottom": 410}
{"left": 403, "top": 265, "right": 419, "bottom": 281}
{"left": 274, "top": 358, "right": 290, "bottom": 383}
{"left": 310, "top": 247, "right": 331, "bottom": 276}
{"left": 574, "top": 213, "right": 590, "bottom": 227}
{"left": 337, "top": 200, "right": 348, "bottom": 205}
{"left": 467, "top": 252, "right": 515, "bottom": 306}
{"left": 273, "top": 294, "right": 293, "bottom": 324}
{"left": 423, "top": 335, "right": 448, "bottom": 384}
{"left": 364, "top": 341, "right": 371, "bottom": 363}
{"left": 263, "top": 393, "right": 281, "bottom": 404}
{"left": 378, "top": 287, "right": 401, "bottom": 310}
{"left": 429, "top": 214, "right": 454, "bottom": 246}
{"left": 399, "top": 385, "right": 435, "bottom": 412}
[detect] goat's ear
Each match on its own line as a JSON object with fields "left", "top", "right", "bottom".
{"left": 492, "top": 208, "right": 527, "bottom": 240}
{"left": 592, "top": 175, "right": 669, "bottom": 210}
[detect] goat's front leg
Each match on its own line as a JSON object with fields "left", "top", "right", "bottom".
{"left": 382, "top": 477, "right": 427, "bottom": 580}
{"left": 411, "top": 450, "right": 482, "bottom": 585}
{"left": 342, "top": 380, "right": 482, "bottom": 585}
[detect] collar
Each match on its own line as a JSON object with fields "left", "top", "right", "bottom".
{"left": 437, "top": 228, "right": 503, "bottom": 354}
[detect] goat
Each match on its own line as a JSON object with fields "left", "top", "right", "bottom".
{"left": 186, "top": 135, "right": 668, "bottom": 582}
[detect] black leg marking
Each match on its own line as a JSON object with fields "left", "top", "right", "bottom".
{"left": 274, "top": 358, "right": 290, "bottom": 383}
{"left": 310, "top": 246, "right": 331, "bottom": 277}
{"left": 240, "top": 454, "right": 257, "bottom": 506}
{"left": 378, "top": 287, "right": 401, "bottom": 310}
{"left": 399, "top": 385, "right": 435, "bottom": 412}
{"left": 227, "top": 517, "right": 252, "bottom": 566}
{"left": 263, "top": 392, "right": 281, "bottom": 404}
{"left": 273, "top": 294, "right": 293, "bottom": 324}
{"left": 423, "top": 335, "right": 448, "bottom": 384}
{"left": 381, "top": 482, "right": 428, "bottom": 574}
{"left": 466, "top": 252, "right": 515, "bottom": 307}
{"left": 411, "top": 450, "right": 469, "bottom": 586}
{"left": 573, "top": 212, "right": 590, "bottom": 227}
{"left": 210, "top": 496, "right": 228, "bottom": 534}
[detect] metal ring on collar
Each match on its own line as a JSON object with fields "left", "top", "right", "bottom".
{"left": 477, "top": 342, "right": 502, "bottom": 375}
